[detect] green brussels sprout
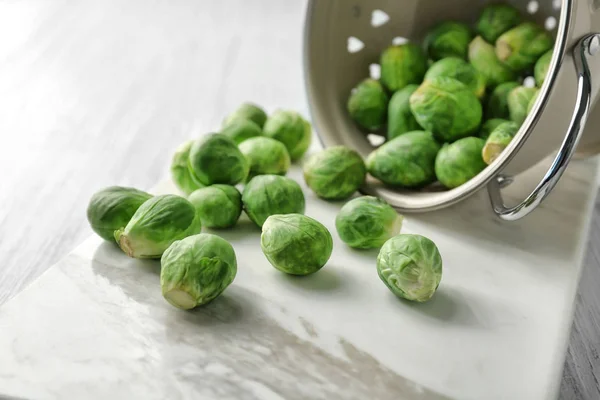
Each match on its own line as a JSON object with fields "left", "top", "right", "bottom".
{"left": 507, "top": 86, "right": 538, "bottom": 124}
{"left": 188, "top": 133, "right": 249, "bottom": 186}
{"left": 482, "top": 121, "right": 520, "bottom": 164}
{"left": 188, "top": 185, "right": 242, "bottom": 229}
{"left": 87, "top": 186, "right": 153, "bottom": 241}
{"left": 170, "top": 140, "right": 204, "bottom": 195}
{"left": 485, "top": 81, "right": 520, "bottom": 119}
{"left": 263, "top": 110, "right": 312, "bottom": 161}
{"left": 527, "top": 89, "right": 540, "bottom": 114}
{"left": 476, "top": 4, "right": 521, "bottom": 43}
{"left": 479, "top": 118, "right": 510, "bottom": 140}
{"left": 469, "top": 36, "right": 518, "bottom": 88}
{"left": 335, "top": 196, "right": 403, "bottom": 249}
{"left": 435, "top": 137, "right": 487, "bottom": 189}
{"left": 534, "top": 50, "right": 553, "bottom": 87}
{"left": 387, "top": 84, "right": 421, "bottom": 140}
{"left": 223, "top": 102, "right": 267, "bottom": 129}
{"left": 114, "top": 195, "right": 202, "bottom": 259}
{"left": 160, "top": 234, "right": 237, "bottom": 310}
{"left": 424, "top": 57, "right": 486, "bottom": 98}
{"left": 496, "top": 22, "right": 553, "bottom": 71}
{"left": 303, "top": 146, "right": 366, "bottom": 200}
{"left": 423, "top": 22, "right": 472, "bottom": 61}
{"left": 261, "top": 214, "right": 332, "bottom": 275}
{"left": 347, "top": 79, "right": 389, "bottom": 131}
{"left": 377, "top": 234, "right": 442, "bottom": 302}
{"left": 409, "top": 77, "right": 482, "bottom": 141}
{"left": 242, "top": 175, "right": 305, "bottom": 228}
{"left": 366, "top": 131, "right": 441, "bottom": 187}
{"left": 380, "top": 43, "right": 428, "bottom": 92}
{"left": 239, "top": 136, "right": 291, "bottom": 180}
{"left": 221, "top": 119, "right": 262, "bottom": 145}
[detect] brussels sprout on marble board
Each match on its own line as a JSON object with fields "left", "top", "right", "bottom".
{"left": 435, "top": 137, "right": 487, "bottom": 189}
{"left": 336, "top": 196, "right": 403, "bottom": 249}
{"left": 496, "top": 22, "right": 553, "bottom": 71}
{"left": 188, "top": 185, "right": 242, "bottom": 229}
{"left": 170, "top": 140, "right": 204, "bottom": 195}
{"left": 387, "top": 84, "right": 421, "bottom": 140}
{"left": 475, "top": 4, "right": 521, "bottom": 43}
{"left": 424, "top": 57, "right": 486, "bottom": 99}
{"left": 410, "top": 77, "right": 482, "bottom": 142}
{"left": 507, "top": 86, "right": 538, "bottom": 125}
{"left": 263, "top": 110, "right": 312, "bottom": 161}
{"left": 377, "top": 234, "right": 443, "bottom": 302}
{"left": 261, "top": 214, "right": 333, "bottom": 276}
{"left": 366, "top": 131, "right": 440, "bottom": 188}
{"left": 114, "top": 194, "right": 202, "bottom": 259}
{"left": 380, "top": 43, "right": 428, "bottom": 92}
{"left": 161, "top": 234, "right": 237, "bottom": 310}
{"left": 221, "top": 119, "right": 262, "bottom": 145}
{"left": 87, "top": 186, "right": 153, "bottom": 242}
{"left": 347, "top": 78, "right": 389, "bottom": 132}
{"left": 188, "top": 133, "right": 249, "bottom": 186}
{"left": 482, "top": 121, "right": 520, "bottom": 165}
{"left": 469, "top": 36, "right": 517, "bottom": 88}
{"left": 242, "top": 174, "right": 305, "bottom": 228}
{"left": 423, "top": 21, "right": 472, "bottom": 61}
{"left": 239, "top": 136, "right": 291, "bottom": 181}
{"left": 303, "top": 146, "right": 366, "bottom": 200}
{"left": 485, "top": 81, "right": 520, "bottom": 119}
{"left": 223, "top": 102, "right": 267, "bottom": 129}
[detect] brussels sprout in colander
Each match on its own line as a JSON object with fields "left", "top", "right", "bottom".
{"left": 347, "top": 78, "right": 389, "bottom": 131}
{"left": 423, "top": 21, "right": 473, "bottom": 61}
{"left": 469, "top": 36, "right": 518, "bottom": 88}
{"left": 507, "top": 86, "right": 538, "bottom": 125}
{"left": 387, "top": 84, "right": 421, "bottom": 140}
{"left": 496, "top": 22, "right": 554, "bottom": 71}
{"left": 476, "top": 4, "right": 521, "bottom": 43}
{"left": 380, "top": 43, "right": 428, "bottom": 92}
{"left": 424, "top": 57, "right": 486, "bottom": 99}
{"left": 485, "top": 81, "right": 520, "bottom": 119}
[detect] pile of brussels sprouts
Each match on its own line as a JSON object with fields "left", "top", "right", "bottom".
{"left": 348, "top": 3, "right": 553, "bottom": 189}
{"left": 87, "top": 102, "right": 443, "bottom": 311}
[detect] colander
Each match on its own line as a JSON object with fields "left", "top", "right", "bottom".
{"left": 303, "top": 0, "right": 600, "bottom": 220}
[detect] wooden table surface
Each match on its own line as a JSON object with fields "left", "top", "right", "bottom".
{"left": 0, "top": 1, "right": 597, "bottom": 398}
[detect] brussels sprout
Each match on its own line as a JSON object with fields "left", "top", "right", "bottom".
{"left": 507, "top": 86, "right": 538, "bottom": 124}
{"left": 482, "top": 121, "right": 520, "bottom": 164}
{"left": 469, "top": 36, "right": 518, "bottom": 88}
{"left": 424, "top": 57, "right": 486, "bottom": 98}
{"left": 380, "top": 43, "right": 428, "bottom": 92}
{"left": 485, "top": 81, "right": 520, "bottom": 119}
{"left": 527, "top": 89, "right": 540, "bottom": 114}
{"left": 223, "top": 102, "right": 267, "bottom": 129}
{"left": 335, "top": 196, "right": 403, "bottom": 249}
{"left": 479, "top": 118, "right": 510, "bottom": 140}
{"left": 476, "top": 4, "right": 521, "bottom": 43}
{"left": 435, "top": 137, "right": 487, "bottom": 189}
{"left": 114, "top": 195, "right": 202, "bottom": 259}
{"left": 242, "top": 175, "right": 305, "bottom": 228}
{"left": 221, "top": 119, "right": 262, "bottom": 145}
{"left": 261, "top": 214, "right": 332, "bottom": 275}
{"left": 188, "top": 133, "right": 249, "bottom": 186}
{"left": 387, "top": 84, "right": 421, "bottom": 140}
{"left": 423, "top": 22, "right": 472, "bottom": 60}
{"left": 496, "top": 23, "right": 553, "bottom": 71}
{"left": 377, "top": 234, "right": 442, "bottom": 302}
{"left": 366, "top": 131, "right": 441, "bottom": 187}
{"left": 170, "top": 141, "right": 204, "bottom": 195}
{"left": 534, "top": 50, "right": 553, "bottom": 87}
{"left": 263, "top": 110, "right": 312, "bottom": 161}
{"left": 87, "top": 186, "right": 153, "bottom": 241}
{"left": 188, "top": 185, "right": 242, "bottom": 229}
{"left": 409, "top": 77, "right": 482, "bottom": 141}
{"left": 347, "top": 79, "right": 389, "bottom": 131}
{"left": 239, "top": 137, "right": 291, "bottom": 180}
{"left": 303, "top": 146, "right": 366, "bottom": 200}
{"left": 160, "top": 234, "right": 237, "bottom": 310}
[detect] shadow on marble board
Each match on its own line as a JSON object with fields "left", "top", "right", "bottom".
{"left": 273, "top": 266, "right": 345, "bottom": 292}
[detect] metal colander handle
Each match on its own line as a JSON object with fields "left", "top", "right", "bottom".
{"left": 487, "top": 33, "right": 599, "bottom": 221}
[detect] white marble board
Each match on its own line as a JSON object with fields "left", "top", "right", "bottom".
{"left": 0, "top": 157, "right": 598, "bottom": 400}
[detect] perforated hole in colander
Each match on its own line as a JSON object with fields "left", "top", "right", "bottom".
{"left": 371, "top": 9, "right": 390, "bottom": 27}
